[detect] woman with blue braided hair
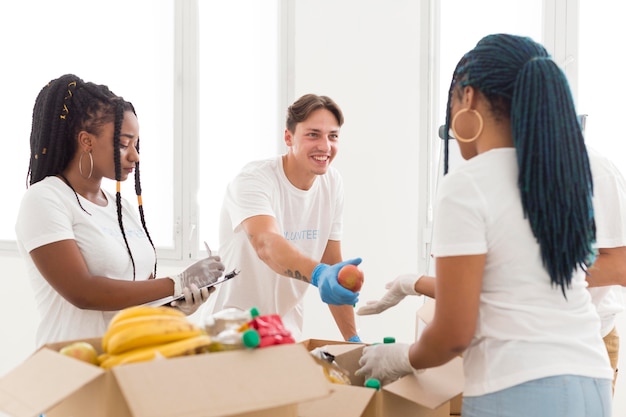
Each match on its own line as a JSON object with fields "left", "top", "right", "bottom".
{"left": 356, "top": 34, "right": 613, "bottom": 416}
{"left": 16, "top": 74, "right": 225, "bottom": 347}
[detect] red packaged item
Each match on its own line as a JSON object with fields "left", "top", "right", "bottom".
{"left": 248, "top": 314, "right": 295, "bottom": 347}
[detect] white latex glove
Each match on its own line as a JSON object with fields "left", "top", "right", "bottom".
{"left": 356, "top": 274, "right": 421, "bottom": 315}
{"left": 355, "top": 343, "right": 418, "bottom": 386}
{"left": 170, "top": 255, "right": 225, "bottom": 296}
{"left": 171, "top": 284, "right": 214, "bottom": 315}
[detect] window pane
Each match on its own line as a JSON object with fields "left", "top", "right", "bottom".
{"left": 578, "top": 1, "right": 626, "bottom": 175}
{"left": 0, "top": 0, "right": 175, "bottom": 246}
{"left": 439, "top": 0, "right": 543, "bottom": 172}
{"left": 198, "top": 0, "right": 281, "bottom": 250}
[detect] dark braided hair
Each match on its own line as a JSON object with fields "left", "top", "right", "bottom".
{"left": 442, "top": 34, "right": 595, "bottom": 296}
{"left": 28, "top": 74, "right": 157, "bottom": 279}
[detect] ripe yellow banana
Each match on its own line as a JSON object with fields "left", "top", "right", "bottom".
{"left": 97, "top": 352, "right": 111, "bottom": 366}
{"left": 102, "top": 314, "right": 192, "bottom": 352}
{"left": 108, "top": 305, "right": 185, "bottom": 329}
{"left": 106, "top": 318, "right": 203, "bottom": 355}
{"left": 99, "top": 334, "right": 212, "bottom": 369}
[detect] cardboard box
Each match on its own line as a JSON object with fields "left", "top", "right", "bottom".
{"left": 448, "top": 394, "right": 462, "bottom": 416}
{"left": 417, "top": 299, "right": 463, "bottom": 416}
{"left": 0, "top": 338, "right": 331, "bottom": 417}
{"left": 298, "top": 338, "right": 464, "bottom": 417}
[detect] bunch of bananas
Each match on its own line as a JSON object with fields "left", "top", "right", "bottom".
{"left": 98, "top": 305, "right": 212, "bottom": 369}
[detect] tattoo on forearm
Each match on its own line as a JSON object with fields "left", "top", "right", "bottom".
{"left": 285, "top": 269, "right": 309, "bottom": 283}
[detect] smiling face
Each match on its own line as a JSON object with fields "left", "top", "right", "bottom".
{"left": 283, "top": 108, "right": 340, "bottom": 189}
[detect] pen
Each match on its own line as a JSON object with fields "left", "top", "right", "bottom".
{"left": 204, "top": 241, "right": 212, "bottom": 257}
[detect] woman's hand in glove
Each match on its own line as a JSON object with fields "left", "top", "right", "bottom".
{"left": 171, "top": 284, "right": 214, "bottom": 315}
{"left": 170, "top": 256, "right": 225, "bottom": 296}
{"left": 356, "top": 274, "right": 421, "bottom": 315}
{"left": 355, "top": 342, "right": 421, "bottom": 386}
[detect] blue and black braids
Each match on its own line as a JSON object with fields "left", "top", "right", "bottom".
{"left": 443, "top": 34, "right": 595, "bottom": 296}
{"left": 28, "top": 74, "right": 157, "bottom": 280}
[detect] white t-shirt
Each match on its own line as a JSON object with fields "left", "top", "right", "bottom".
{"left": 15, "top": 176, "right": 156, "bottom": 347}
{"left": 431, "top": 148, "right": 612, "bottom": 396}
{"left": 209, "top": 156, "right": 344, "bottom": 340}
{"left": 587, "top": 148, "right": 626, "bottom": 336}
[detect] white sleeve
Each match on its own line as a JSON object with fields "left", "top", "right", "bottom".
{"left": 224, "top": 171, "right": 276, "bottom": 230}
{"left": 431, "top": 172, "right": 488, "bottom": 257}
{"left": 15, "top": 184, "right": 75, "bottom": 252}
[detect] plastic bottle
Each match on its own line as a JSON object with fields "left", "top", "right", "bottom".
{"left": 208, "top": 327, "right": 261, "bottom": 352}
{"left": 204, "top": 306, "right": 260, "bottom": 337}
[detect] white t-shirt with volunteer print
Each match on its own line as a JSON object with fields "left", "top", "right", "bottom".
{"left": 15, "top": 176, "right": 156, "bottom": 347}
{"left": 431, "top": 148, "right": 612, "bottom": 397}
{"left": 210, "top": 156, "right": 343, "bottom": 340}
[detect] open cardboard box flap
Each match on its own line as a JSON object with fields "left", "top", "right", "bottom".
{"left": 417, "top": 298, "right": 436, "bottom": 324}
{"left": 111, "top": 343, "right": 330, "bottom": 417}
{"left": 415, "top": 298, "right": 464, "bottom": 415}
{"left": 298, "top": 384, "right": 377, "bottom": 417}
{"left": 384, "top": 356, "right": 464, "bottom": 409}
{"left": 299, "top": 338, "right": 464, "bottom": 417}
{"left": 0, "top": 348, "right": 104, "bottom": 417}
{"left": 0, "top": 340, "right": 331, "bottom": 417}
{"left": 299, "top": 340, "right": 376, "bottom": 417}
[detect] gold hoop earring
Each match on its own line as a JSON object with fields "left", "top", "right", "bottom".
{"left": 79, "top": 151, "right": 94, "bottom": 179}
{"left": 451, "top": 108, "right": 484, "bottom": 143}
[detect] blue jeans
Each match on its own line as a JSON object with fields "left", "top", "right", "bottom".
{"left": 462, "top": 375, "right": 612, "bottom": 417}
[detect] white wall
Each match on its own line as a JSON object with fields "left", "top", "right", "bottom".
{"left": 295, "top": 0, "right": 429, "bottom": 345}
{"left": 0, "top": 1, "right": 623, "bottom": 415}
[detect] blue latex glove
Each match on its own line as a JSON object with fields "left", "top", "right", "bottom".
{"left": 347, "top": 335, "right": 362, "bottom": 343}
{"left": 311, "top": 258, "right": 362, "bottom": 305}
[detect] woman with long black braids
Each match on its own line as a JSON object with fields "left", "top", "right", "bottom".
{"left": 16, "top": 74, "right": 224, "bottom": 346}
{"left": 356, "top": 34, "right": 613, "bottom": 417}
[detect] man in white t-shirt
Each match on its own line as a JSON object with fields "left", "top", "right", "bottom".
{"left": 207, "top": 94, "right": 362, "bottom": 342}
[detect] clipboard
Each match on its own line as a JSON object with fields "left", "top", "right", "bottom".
{"left": 143, "top": 268, "right": 239, "bottom": 307}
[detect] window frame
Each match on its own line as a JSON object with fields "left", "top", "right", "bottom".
{"left": 0, "top": 0, "right": 583, "bottom": 267}
{"left": 0, "top": 0, "right": 289, "bottom": 264}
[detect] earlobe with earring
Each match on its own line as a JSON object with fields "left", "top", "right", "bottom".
{"left": 79, "top": 150, "right": 94, "bottom": 179}
{"left": 451, "top": 108, "right": 484, "bottom": 143}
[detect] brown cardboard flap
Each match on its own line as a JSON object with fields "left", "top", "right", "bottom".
{"left": 317, "top": 344, "right": 367, "bottom": 386}
{"left": 416, "top": 298, "right": 436, "bottom": 324}
{"left": 298, "top": 384, "right": 377, "bottom": 417}
{"left": 299, "top": 339, "right": 364, "bottom": 351}
{"left": 384, "top": 356, "right": 464, "bottom": 410}
{"left": 46, "top": 373, "right": 131, "bottom": 417}
{"left": 112, "top": 343, "right": 331, "bottom": 417}
{"left": 0, "top": 349, "right": 103, "bottom": 417}
{"left": 381, "top": 395, "right": 450, "bottom": 417}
